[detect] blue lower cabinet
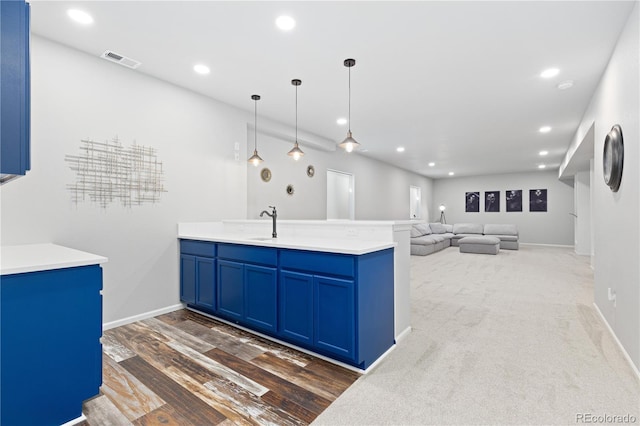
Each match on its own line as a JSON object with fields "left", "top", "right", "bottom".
{"left": 217, "top": 259, "right": 244, "bottom": 320}
{"left": 180, "top": 239, "right": 394, "bottom": 369}
{"left": 217, "top": 260, "right": 277, "bottom": 332}
{"left": 180, "top": 254, "right": 196, "bottom": 304}
{"left": 196, "top": 257, "right": 215, "bottom": 311}
{"left": 180, "top": 254, "right": 216, "bottom": 312}
{"left": 279, "top": 270, "right": 314, "bottom": 345}
{"left": 244, "top": 265, "right": 277, "bottom": 333}
{"left": 1, "top": 265, "right": 103, "bottom": 425}
{"left": 314, "top": 276, "right": 355, "bottom": 360}
{"left": 180, "top": 240, "right": 217, "bottom": 312}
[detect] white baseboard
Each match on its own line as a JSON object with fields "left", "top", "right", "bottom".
{"left": 395, "top": 326, "right": 412, "bottom": 344}
{"left": 61, "top": 414, "right": 86, "bottom": 426}
{"left": 520, "top": 242, "right": 574, "bottom": 248}
{"left": 103, "top": 303, "right": 185, "bottom": 331}
{"left": 593, "top": 302, "right": 640, "bottom": 381}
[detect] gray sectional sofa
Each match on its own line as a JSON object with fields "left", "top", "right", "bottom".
{"left": 410, "top": 222, "right": 519, "bottom": 255}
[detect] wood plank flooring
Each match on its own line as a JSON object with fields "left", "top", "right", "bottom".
{"left": 82, "top": 309, "right": 360, "bottom": 425}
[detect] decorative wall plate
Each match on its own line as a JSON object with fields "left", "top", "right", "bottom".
{"left": 286, "top": 184, "right": 295, "bottom": 196}
{"left": 603, "top": 124, "right": 623, "bottom": 192}
{"left": 260, "top": 168, "right": 272, "bottom": 182}
{"left": 307, "top": 165, "right": 315, "bottom": 178}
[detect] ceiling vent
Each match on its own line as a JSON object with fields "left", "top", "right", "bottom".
{"left": 100, "top": 50, "right": 141, "bottom": 69}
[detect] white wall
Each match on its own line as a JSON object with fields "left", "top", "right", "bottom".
{"left": 431, "top": 171, "right": 574, "bottom": 245}
{"left": 566, "top": 4, "right": 639, "bottom": 372}
{"left": 0, "top": 37, "right": 249, "bottom": 324}
{"left": 247, "top": 131, "right": 433, "bottom": 221}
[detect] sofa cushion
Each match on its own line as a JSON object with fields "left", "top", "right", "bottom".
{"left": 416, "top": 223, "right": 432, "bottom": 235}
{"left": 429, "top": 223, "right": 446, "bottom": 234}
{"left": 443, "top": 224, "right": 453, "bottom": 233}
{"left": 412, "top": 235, "right": 441, "bottom": 246}
{"left": 410, "top": 223, "right": 431, "bottom": 238}
{"left": 453, "top": 223, "right": 483, "bottom": 235}
{"left": 483, "top": 224, "right": 518, "bottom": 236}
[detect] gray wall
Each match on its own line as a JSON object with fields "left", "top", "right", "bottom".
{"left": 432, "top": 171, "right": 574, "bottom": 245}
{"left": 0, "top": 37, "right": 249, "bottom": 324}
{"left": 567, "top": 4, "right": 639, "bottom": 372}
{"left": 247, "top": 131, "right": 434, "bottom": 221}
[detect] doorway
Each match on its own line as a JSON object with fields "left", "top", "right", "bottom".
{"left": 327, "top": 169, "right": 354, "bottom": 220}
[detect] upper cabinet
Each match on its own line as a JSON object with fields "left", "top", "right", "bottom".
{"left": 1, "top": 0, "right": 30, "bottom": 184}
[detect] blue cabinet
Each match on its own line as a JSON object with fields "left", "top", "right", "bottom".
{"left": 314, "top": 275, "right": 355, "bottom": 360}
{"left": 1, "top": 0, "right": 30, "bottom": 181}
{"left": 180, "top": 240, "right": 216, "bottom": 313}
{"left": 1, "top": 265, "right": 103, "bottom": 425}
{"left": 179, "top": 238, "right": 394, "bottom": 369}
{"left": 280, "top": 270, "right": 314, "bottom": 345}
{"left": 217, "top": 244, "right": 277, "bottom": 333}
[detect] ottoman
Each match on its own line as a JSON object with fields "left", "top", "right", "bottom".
{"left": 458, "top": 236, "right": 500, "bottom": 255}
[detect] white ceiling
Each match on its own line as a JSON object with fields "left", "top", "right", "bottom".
{"left": 29, "top": 1, "right": 636, "bottom": 178}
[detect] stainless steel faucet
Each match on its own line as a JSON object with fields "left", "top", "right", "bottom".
{"left": 259, "top": 206, "right": 277, "bottom": 238}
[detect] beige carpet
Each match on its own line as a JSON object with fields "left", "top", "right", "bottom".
{"left": 313, "top": 245, "right": 640, "bottom": 425}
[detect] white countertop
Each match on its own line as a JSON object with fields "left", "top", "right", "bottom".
{"left": 1, "top": 244, "right": 108, "bottom": 275}
{"left": 178, "top": 231, "right": 395, "bottom": 255}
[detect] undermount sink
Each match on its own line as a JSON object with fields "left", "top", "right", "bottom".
{"left": 248, "top": 237, "right": 276, "bottom": 241}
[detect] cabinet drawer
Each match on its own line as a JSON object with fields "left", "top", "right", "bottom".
{"left": 218, "top": 244, "right": 277, "bottom": 266}
{"left": 280, "top": 250, "right": 354, "bottom": 278}
{"left": 180, "top": 240, "right": 216, "bottom": 257}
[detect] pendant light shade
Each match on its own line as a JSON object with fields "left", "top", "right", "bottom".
{"left": 338, "top": 58, "right": 360, "bottom": 152}
{"left": 288, "top": 79, "right": 304, "bottom": 161}
{"left": 248, "top": 94, "right": 264, "bottom": 166}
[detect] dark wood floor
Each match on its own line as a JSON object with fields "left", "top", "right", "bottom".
{"left": 81, "top": 309, "right": 360, "bottom": 425}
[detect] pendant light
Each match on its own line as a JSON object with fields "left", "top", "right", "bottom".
{"left": 287, "top": 79, "right": 304, "bottom": 161}
{"left": 338, "top": 58, "right": 360, "bottom": 153}
{"left": 248, "top": 94, "right": 264, "bottom": 166}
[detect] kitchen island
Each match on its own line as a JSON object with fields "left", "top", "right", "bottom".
{"left": 0, "top": 244, "right": 107, "bottom": 426}
{"left": 178, "top": 220, "right": 404, "bottom": 370}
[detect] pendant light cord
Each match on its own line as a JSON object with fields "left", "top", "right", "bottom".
{"left": 348, "top": 65, "right": 351, "bottom": 133}
{"left": 295, "top": 84, "right": 298, "bottom": 143}
{"left": 254, "top": 99, "right": 258, "bottom": 151}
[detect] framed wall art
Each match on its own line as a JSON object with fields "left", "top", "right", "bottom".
{"left": 529, "top": 189, "right": 547, "bottom": 212}
{"left": 506, "top": 190, "right": 522, "bottom": 212}
{"left": 485, "top": 191, "right": 500, "bottom": 212}
{"left": 465, "top": 192, "right": 480, "bottom": 212}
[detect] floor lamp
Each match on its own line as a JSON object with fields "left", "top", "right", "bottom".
{"left": 439, "top": 204, "right": 446, "bottom": 224}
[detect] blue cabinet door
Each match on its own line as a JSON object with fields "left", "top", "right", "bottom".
{"left": 0, "top": 0, "right": 30, "bottom": 177}
{"left": 180, "top": 254, "right": 196, "bottom": 304}
{"left": 196, "top": 257, "right": 215, "bottom": 311}
{"left": 314, "top": 275, "right": 355, "bottom": 361}
{"left": 279, "top": 270, "right": 313, "bottom": 345}
{"left": 217, "top": 259, "right": 244, "bottom": 321}
{"left": 245, "top": 265, "right": 277, "bottom": 333}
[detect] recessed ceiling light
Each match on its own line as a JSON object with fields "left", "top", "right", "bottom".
{"left": 539, "top": 126, "right": 552, "bottom": 133}
{"left": 67, "top": 9, "right": 94, "bottom": 25}
{"left": 193, "top": 64, "right": 210, "bottom": 75}
{"left": 396, "top": 147, "right": 405, "bottom": 153}
{"left": 276, "top": 15, "right": 296, "bottom": 31}
{"left": 336, "top": 118, "right": 347, "bottom": 125}
{"left": 448, "top": 172, "right": 455, "bottom": 176}
{"left": 539, "top": 150, "right": 549, "bottom": 156}
{"left": 538, "top": 164, "right": 547, "bottom": 169}
{"left": 557, "top": 80, "right": 574, "bottom": 90}
{"left": 540, "top": 68, "right": 560, "bottom": 79}
{"left": 428, "top": 162, "right": 435, "bottom": 167}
